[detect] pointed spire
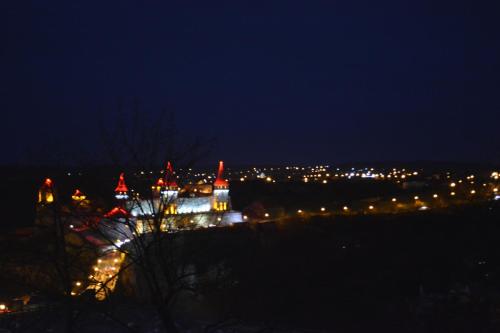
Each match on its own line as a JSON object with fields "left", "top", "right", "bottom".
{"left": 115, "top": 173, "right": 128, "bottom": 193}
{"left": 72, "top": 189, "right": 86, "bottom": 201}
{"left": 164, "top": 161, "right": 178, "bottom": 188}
{"left": 156, "top": 177, "right": 165, "bottom": 187}
{"left": 214, "top": 161, "right": 228, "bottom": 188}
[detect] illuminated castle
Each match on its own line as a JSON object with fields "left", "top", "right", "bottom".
{"left": 35, "top": 161, "right": 243, "bottom": 231}
{"left": 113, "top": 161, "right": 243, "bottom": 228}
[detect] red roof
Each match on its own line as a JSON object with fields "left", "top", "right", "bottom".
{"left": 214, "top": 161, "right": 228, "bottom": 188}
{"left": 114, "top": 173, "right": 128, "bottom": 192}
{"left": 156, "top": 177, "right": 165, "bottom": 186}
{"left": 73, "top": 189, "right": 84, "bottom": 197}
{"left": 164, "top": 161, "right": 178, "bottom": 188}
{"left": 44, "top": 178, "right": 53, "bottom": 187}
{"left": 104, "top": 207, "right": 129, "bottom": 218}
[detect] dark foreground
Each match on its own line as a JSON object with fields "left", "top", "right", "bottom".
{"left": 2, "top": 201, "right": 500, "bottom": 332}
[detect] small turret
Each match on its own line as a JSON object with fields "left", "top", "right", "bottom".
{"left": 71, "top": 189, "right": 87, "bottom": 202}
{"left": 114, "top": 173, "right": 129, "bottom": 200}
{"left": 38, "top": 178, "right": 55, "bottom": 204}
{"left": 36, "top": 178, "right": 56, "bottom": 226}
{"left": 152, "top": 177, "right": 165, "bottom": 197}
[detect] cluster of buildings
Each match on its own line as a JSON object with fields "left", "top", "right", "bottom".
{"left": 36, "top": 161, "right": 244, "bottom": 235}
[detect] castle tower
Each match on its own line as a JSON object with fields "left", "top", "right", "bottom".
{"left": 213, "top": 161, "right": 230, "bottom": 211}
{"left": 38, "top": 178, "right": 55, "bottom": 204}
{"left": 36, "top": 178, "right": 56, "bottom": 226}
{"left": 71, "top": 189, "right": 86, "bottom": 202}
{"left": 114, "top": 172, "right": 129, "bottom": 202}
{"left": 152, "top": 177, "right": 165, "bottom": 197}
{"left": 161, "top": 161, "right": 179, "bottom": 214}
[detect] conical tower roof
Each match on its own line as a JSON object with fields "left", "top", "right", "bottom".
{"left": 214, "top": 161, "right": 228, "bottom": 188}
{"left": 164, "top": 161, "right": 178, "bottom": 188}
{"left": 115, "top": 173, "right": 128, "bottom": 193}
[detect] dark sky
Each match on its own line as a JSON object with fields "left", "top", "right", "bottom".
{"left": 2, "top": 1, "right": 499, "bottom": 166}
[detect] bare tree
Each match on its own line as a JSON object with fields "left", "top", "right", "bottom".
{"left": 89, "top": 103, "right": 228, "bottom": 332}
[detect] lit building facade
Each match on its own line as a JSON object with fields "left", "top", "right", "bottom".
{"left": 127, "top": 161, "right": 243, "bottom": 228}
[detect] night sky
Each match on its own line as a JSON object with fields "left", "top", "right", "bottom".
{"left": 2, "top": 1, "right": 499, "bottom": 166}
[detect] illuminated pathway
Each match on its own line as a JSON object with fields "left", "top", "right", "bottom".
{"left": 85, "top": 250, "right": 126, "bottom": 300}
